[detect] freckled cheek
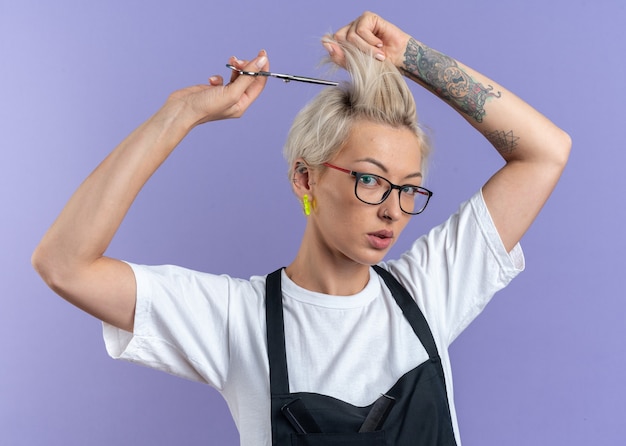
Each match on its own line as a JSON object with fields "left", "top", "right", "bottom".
{"left": 321, "top": 191, "right": 370, "bottom": 221}
{"left": 316, "top": 184, "right": 355, "bottom": 213}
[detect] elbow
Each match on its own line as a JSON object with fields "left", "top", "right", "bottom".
{"left": 32, "top": 243, "right": 56, "bottom": 289}
{"left": 31, "top": 242, "right": 67, "bottom": 295}
{"left": 555, "top": 128, "right": 572, "bottom": 169}
{"left": 542, "top": 129, "right": 572, "bottom": 188}
{"left": 533, "top": 127, "right": 572, "bottom": 175}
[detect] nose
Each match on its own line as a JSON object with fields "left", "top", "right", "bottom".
{"left": 378, "top": 189, "right": 403, "bottom": 221}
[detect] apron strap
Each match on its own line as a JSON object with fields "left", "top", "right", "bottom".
{"left": 265, "top": 266, "right": 441, "bottom": 395}
{"left": 265, "top": 268, "right": 290, "bottom": 395}
{"left": 372, "top": 265, "right": 440, "bottom": 360}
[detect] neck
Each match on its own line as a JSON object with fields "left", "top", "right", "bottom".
{"left": 285, "top": 228, "right": 371, "bottom": 296}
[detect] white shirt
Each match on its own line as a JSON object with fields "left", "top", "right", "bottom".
{"left": 103, "top": 190, "right": 524, "bottom": 445}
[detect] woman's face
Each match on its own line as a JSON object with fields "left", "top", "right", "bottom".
{"left": 308, "top": 120, "right": 424, "bottom": 266}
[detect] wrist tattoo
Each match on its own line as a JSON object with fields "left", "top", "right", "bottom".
{"left": 402, "top": 38, "right": 501, "bottom": 123}
{"left": 484, "top": 129, "right": 519, "bottom": 155}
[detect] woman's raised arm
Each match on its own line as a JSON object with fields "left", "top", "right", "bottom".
{"left": 32, "top": 52, "right": 270, "bottom": 332}
{"left": 328, "top": 12, "right": 571, "bottom": 252}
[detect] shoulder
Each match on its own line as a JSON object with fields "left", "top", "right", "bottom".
{"left": 128, "top": 262, "right": 267, "bottom": 293}
{"left": 381, "top": 190, "right": 525, "bottom": 341}
{"left": 389, "top": 190, "right": 524, "bottom": 275}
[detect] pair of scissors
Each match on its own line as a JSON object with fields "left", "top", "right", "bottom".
{"left": 226, "top": 64, "right": 338, "bottom": 86}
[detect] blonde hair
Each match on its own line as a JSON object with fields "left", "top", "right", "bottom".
{"left": 283, "top": 39, "right": 431, "bottom": 181}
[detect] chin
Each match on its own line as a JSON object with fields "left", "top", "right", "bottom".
{"left": 356, "top": 250, "right": 389, "bottom": 267}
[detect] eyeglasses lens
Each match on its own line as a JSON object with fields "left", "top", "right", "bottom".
{"left": 354, "top": 175, "right": 429, "bottom": 215}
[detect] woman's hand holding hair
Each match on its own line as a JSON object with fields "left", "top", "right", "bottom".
{"left": 324, "top": 11, "right": 410, "bottom": 68}
{"left": 324, "top": 11, "right": 571, "bottom": 256}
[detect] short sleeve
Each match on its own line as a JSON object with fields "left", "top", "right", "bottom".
{"left": 384, "top": 189, "right": 525, "bottom": 346}
{"left": 102, "top": 263, "right": 234, "bottom": 390}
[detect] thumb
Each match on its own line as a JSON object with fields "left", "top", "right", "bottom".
{"left": 322, "top": 38, "right": 347, "bottom": 67}
{"left": 231, "top": 50, "right": 268, "bottom": 81}
{"left": 223, "top": 50, "right": 269, "bottom": 116}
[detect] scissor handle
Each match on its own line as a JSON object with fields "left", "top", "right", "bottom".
{"left": 226, "top": 64, "right": 262, "bottom": 77}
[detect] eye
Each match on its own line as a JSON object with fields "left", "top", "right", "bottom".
{"left": 357, "top": 174, "right": 380, "bottom": 187}
{"left": 401, "top": 185, "right": 422, "bottom": 196}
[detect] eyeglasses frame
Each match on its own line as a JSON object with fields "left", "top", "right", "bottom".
{"left": 322, "top": 162, "right": 433, "bottom": 215}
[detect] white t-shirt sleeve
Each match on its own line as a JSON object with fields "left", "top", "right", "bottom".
{"left": 385, "top": 189, "right": 525, "bottom": 346}
{"left": 102, "top": 263, "right": 236, "bottom": 390}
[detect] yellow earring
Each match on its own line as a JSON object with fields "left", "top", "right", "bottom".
{"left": 302, "top": 194, "right": 311, "bottom": 216}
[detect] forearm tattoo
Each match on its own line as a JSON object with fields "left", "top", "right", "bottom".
{"left": 402, "top": 38, "right": 501, "bottom": 123}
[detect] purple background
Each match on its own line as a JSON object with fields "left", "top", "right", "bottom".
{"left": 2, "top": 0, "right": 624, "bottom": 444}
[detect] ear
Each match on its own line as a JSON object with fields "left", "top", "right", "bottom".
{"left": 291, "top": 158, "right": 315, "bottom": 198}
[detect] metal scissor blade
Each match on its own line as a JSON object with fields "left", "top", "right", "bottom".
{"left": 226, "top": 64, "right": 337, "bottom": 86}
{"left": 262, "top": 71, "right": 338, "bottom": 86}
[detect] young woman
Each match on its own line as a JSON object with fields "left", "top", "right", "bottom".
{"left": 32, "top": 11, "right": 571, "bottom": 446}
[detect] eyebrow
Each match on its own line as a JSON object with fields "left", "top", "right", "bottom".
{"left": 355, "top": 157, "right": 423, "bottom": 179}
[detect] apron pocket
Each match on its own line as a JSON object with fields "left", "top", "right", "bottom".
{"left": 291, "top": 431, "right": 387, "bottom": 446}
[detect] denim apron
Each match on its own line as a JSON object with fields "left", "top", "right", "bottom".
{"left": 265, "top": 266, "right": 458, "bottom": 446}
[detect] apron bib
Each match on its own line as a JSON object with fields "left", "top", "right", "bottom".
{"left": 265, "top": 266, "right": 458, "bottom": 446}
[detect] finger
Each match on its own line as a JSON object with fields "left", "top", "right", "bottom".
{"left": 332, "top": 22, "right": 351, "bottom": 43}
{"left": 322, "top": 37, "right": 346, "bottom": 67}
{"left": 236, "top": 49, "right": 269, "bottom": 97}
{"left": 224, "top": 50, "right": 269, "bottom": 112}
{"left": 348, "top": 22, "right": 385, "bottom": 58}
{"left": 352, "top": 12, "right": 386, "bottom": 47}
{"left": 328, "top": 19, "right": 376, "bottom": 65}
{"left": 228, "top": 56, "right": 247, "bottom": 83}
{"left": 335, "top": 13, "right": 386, "bottom": 60}
{"left": 208, "top": 75, "right": 224, "bottom": 86}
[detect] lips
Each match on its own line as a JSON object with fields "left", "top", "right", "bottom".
{"left": 367, "top": 230, "right": 394, "bottom": 250}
